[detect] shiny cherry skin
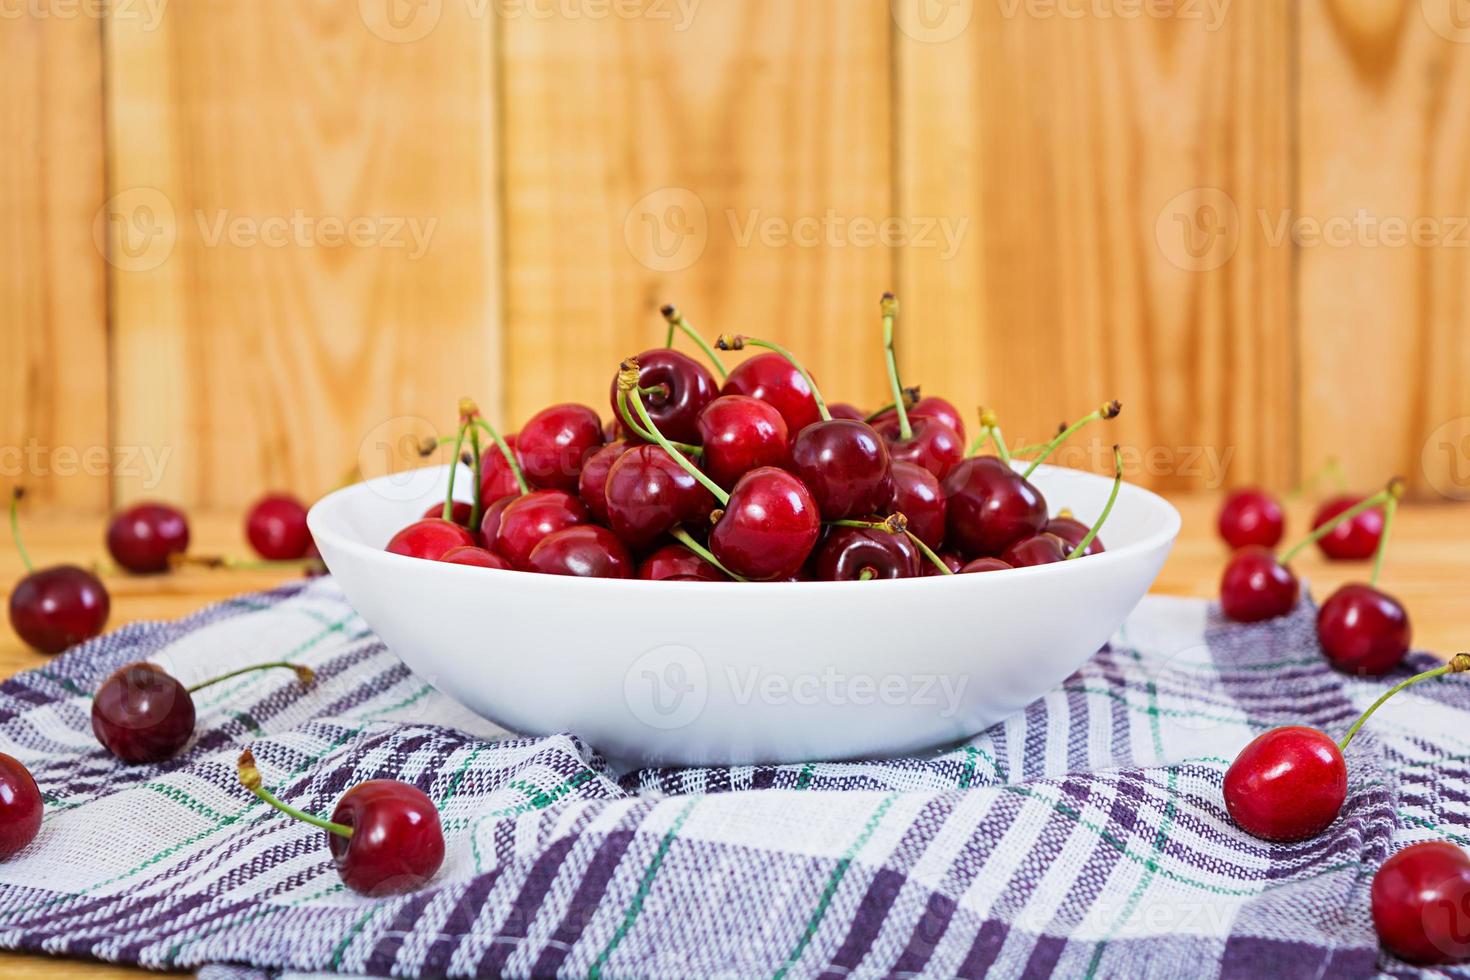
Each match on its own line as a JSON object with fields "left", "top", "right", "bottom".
{"left": 613, "top": 349, "right": 718, "bottom": 445}
{"left": 422, "top": 500, "right": 474, "bottom": 526}
{"left": 1371, "top": 841, "right": 1470, "bottom": 965}
{"left": 827, "top": 402, "right": 867, "bottom": 421}
{"left": 1219, "top": 547, "right": 1299, "bottom": 622}
{"left": 1217, "top": 489, "right": 1285, "bottom": 550}
{"left": 9, "top": 565, "right": 110, "bottom": 654}
{"left": 107, "top": 502, "right": 190, "bottom": 573}
{"left": 720, "top": 352, "right": 822, "bottom": 436}
{"left": 1223, "top": 725, "right": 1346, "bottom": 842}
{"left": 697, "top": 395, "right": 790, "bottom": 489}
{"left": 810, "top": 524, "right": 919, "bottom": 581}
{"left": 91, "top": 662, "right": 196, "bottom": 764}
{"left": 493, "top": 490, "right": 588, "bottom": 570}
{"left": 637, "top": 543, "right": 723, "bottom": 582}
{"left": 886, "top": 461, "right": 946, "bottom": 550}
{"left": 874, "top": 416, "right": 964, "bottom": 481}
{"left": 0, "top": 753, "right": 42, "bottom": 859}
{"left": 527, "top": 525, "right": 633, "bottom": 578}
{"left": 578, "top": 441, "right": 628, "bottom": 525}
{"left": 439, "top": 546, "right": 511, "bottom": 570}
{"left": 386, "top": 518, "right": 476, "bottom": 562}
{"left": 1312, "top": 495, "right": 1383, "bottom": 561}
{"left": 710, "top": 467, "right": 821, "bottom": 581}
{"left": 961, "top": 557, "right": 1012, "bottom": 574}
{"left": 791, "top": 420, "right": 891, "bottom": 520}
{"left": 245, "top": 494, "right": 312, "bottom": 560}
{"left": 604, "top": 445, "right": 715, "bottom": 552}
{"left": 516, "top": 403, "right": 604, "bottom": 492}
{"left": 1045, "top": 516, "right": 1103, "bottom": 556}
{"left": 479, "top": 434, "right": 523, "bottom": 503}
{"left": 477, "top": 494, "right": 518, "bottom": 546}
{"left": 925, "top": 551, "right": 966, "bottom": 575}
{"left": 941, "top": 456, "right": 1048, "bottom": 558}
{"left": 872, "top": 396, "right": 966, "bottom": 442}
{"left": 328, "top": 780, "right": 445, "bottom": 896}
{"left": 1001, "top": 532, "right": 1069, "bottom": 567}
{"left": 1316, "top": 584, "right": 1411, "bottom": 676}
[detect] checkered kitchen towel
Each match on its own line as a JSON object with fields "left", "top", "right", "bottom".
{"left": 0, "top": 578, "right": 1465, "bottom": 979}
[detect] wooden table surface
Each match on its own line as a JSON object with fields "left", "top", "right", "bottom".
{"left": 1, "top": 496, "right": 1467, "bottom": 978}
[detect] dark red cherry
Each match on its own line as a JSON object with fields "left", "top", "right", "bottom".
{"left": 612, "top": 349, "right": 718, "bottom": 445}
{"left": 0, "top": 753, "right": 42, "bottom": 859}
{"left": 107, "top": 502, "right": 190, "bottom": 573}
{"left": 516, "top": 403, "right": 604, "bottom": 492}
{"left": 91, "top": 662, "right": 196, "bottom": 764}
{"left": 874, "top": 416, "right": 964, "bottom": 481}
{"left": 439, "top": 546, "right": 511, "bottom": 570}
{"left": 720, "top": 352, "right": 822, "bottom": 436}
{"left": 1316, "top": 583, "right": 1410, "bottom": 676}
{"left": 1217, "top": 489, "right": 1285, "bottom": 550}
{"left": 791, "top": 419, "right": 891, "bottom": 520}
{"left": 9, "top": 565, "right": 110, "bottom": 654}
{"left": 527, "top": 525, "right": 633, "bottom": 578}
{"left": 873, "top": 396, "right": 966, "bottom": 443}
{"left": 386, "top": 518, "right": 475, "bottom": 562}
{"left": 810, "top": 524, "right": 919, "bottom": 581}
{"left": 1001, "top": 532, "right": 1070, "bottom": 567}
{"left": 827, "top": 402, "right": 867, "bottom": 421}
{"left": 479, "top": 434, "right": 523, "bottom": 503}
{"left": 328, "top": 779, "right": 445, "bottom": 896}
{"left": 1311, "top": 495, "right": 1383, "bottom": 561}
{"left": 493, "top": 490, "right": 587, "bottom": 570}
{"left": 1219, "top": 547, "right": 1299, "bottom": 622}
{"left": 423, "top": 500, "right": 475, "bottom": 529}
{"left": 941, "top": 456, "right": 1048, "bottom": 558}
{"left": 637, "top": 543, "right": 723, "bottom": 581}
{"left": 1045, "top": 515, "right": 1103, "bottom": 556}
{"left": 696, "top": 395, "right": 790, "bottom": 489}
{"left": 578, "top": 441, "right": 628, "bottom": 525}
{"left": 1372, "top": 841, "right": 1470, "bottom": 965}
{"left": 885, "top": 461, "right": 946, "bottom": 550}
{"left": 960, "top": 557, "right": 1012, "bottom": 574}
{"left": 709, "top": 467, "right": 821, "bottom": 581}
{"left": 477, "top": 494, "right": 517, "bottom": 546}
{"left": 1223, "top": 726, "right": 1346, "bottom": 841}
{"left": 245, "top": 494, "right": 313, "bottom": 561}
{"left": 604, "top": 445, "right": 715, "bottom": 552}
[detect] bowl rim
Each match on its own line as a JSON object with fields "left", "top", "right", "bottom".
{"left": 307, "top": 461, "right": 1182, "bottom": 592}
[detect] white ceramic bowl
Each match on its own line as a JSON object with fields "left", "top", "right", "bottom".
{"left": 308, "top": 462, "right": 1179, "bottom": 766}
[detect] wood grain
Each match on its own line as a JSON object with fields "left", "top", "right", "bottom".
{"left": 499, "top": 0, "right": 894, "bottom": 427}
{"left": 0, "top": 11, "right": 109, "bottom": 510}
{"left": 895, "top": 3, "right": 1296, "bottom": 491}
{"left": 104, "top": 0, "right": 502, "bottom": 509}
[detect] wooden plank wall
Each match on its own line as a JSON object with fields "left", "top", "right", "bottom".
{"left": 2, "top": 0, "right": 1469, "bottom": 509}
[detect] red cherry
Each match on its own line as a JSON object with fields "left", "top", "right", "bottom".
{"left": 1316, "top": 583, "right": 1411, "bottom": 676}
{"left": 696, "top": 395, "right": 790, "bottom": 489}
{"left": 604, "top": 445, "right": 714, "bottom": 552}
{"left": 8, "top": 566, "right": 109, "bottom": 655}
{"left": 1219, "top": 547, "right": 1300, "bottom": 622}
{"left": 709, "top": 467, "right": 821, "bottom": 581}
{"left": 872, "top": 395, "right": 966, "bottom": 442}
{"left": 1046, "top": 515, "right": 1103, "bottom": 556}
{"left": 578, "top": 441, "right": 629, "bottom": 525}
{"left": 810, "top": 523, "right": 919, "bottom": 580}
{"left": 245, "top": 494, "right": 313, "bottom": 561}
{"left": 423, "top": 500, "right": 475, "bottom": 528}
{"left": 1372, "top": 841, "right": 1470, "bottom": 965}
{"left": 941, "top": 456, "right": 1048, "bottom": 558}
{"left": 1223, "top": 726, "right": 1347, "bottom": 841}
{"left": 493, "top": 490, "right": 588, "bottom": 570}
{"left": 439, "top": 546, "right": 511, "bottom": 570}
{"left": 720, "top": 352, "right": 822, "bottom": 435}
{"left": 960, "top": 557, "right": 1012, "bottom": 574}
{"left": 1217, "top": 489, "right": 1285, "bottom": 550}
{"left": 1001, "top": 532, "right": 1070, "bottom": 567}
{"left": 827, "top": 402, "right": 867, "bottom": 421}
{"left": 874, "top": 416, "right": 964, "bottom": 481}
{"left": 479, "top": 434, "right": 524, "bottom": 503}
{"left": 386, "top": 518, "right": 476, "bottom": 562}
{"left": 477, "top": 494, "right": 517, "bottom": 546}
{"left": 886, "top": 461, "right": 945, "bottom": 551}
{"left": 107, "top": 502, "right": 190, "bottom": 573}
{"left": 527, "top": 525, "right": 633, "bottom": 578}
{"left": 0, "top": 753, "right": 42, "bottom": 859}
{"left": 516, "top": 403, "right": 604, "bottom": 492}
{"left": 612, "top": 349, "right": 718, "bottom": 445}
{"left": 1312, "top": 495, "right": 1384, "bottom": 560}
{"left": 91, "top": 662, "right": 195, "bottom": 764}
{"left": 791, "top": 419, "right": 891, "bottom": 520}
{"left": 637, "top": 543, "right": 723, "bottom": 581}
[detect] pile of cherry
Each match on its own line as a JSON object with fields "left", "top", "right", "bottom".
{"left": 385, "top": 296, "right": 1123, "bottom": 582}
{"left": 1216, "top": 484, "right": 1470, "bottom": 965}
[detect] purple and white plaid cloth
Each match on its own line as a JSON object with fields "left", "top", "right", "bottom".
{"left": 0, "top": 577, "right": 1465, "bottom": 979}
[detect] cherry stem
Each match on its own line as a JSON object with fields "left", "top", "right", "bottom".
{"left": 828, "top": 514, "right": 952, "bottom": 575}
{"left": 1370, "top": 493, "right": 1398, "bottom": 588}
{"left": 979, "top": 409, "right": 1010, "bottom": 464}
{"left": 880, "top": 293, "right": 912, "bottom": 441}
{"left": 858, "top": 568, "right": 876, "bottom": 581}
{"left": 1065, "top": 446, "right": 1123, "bottom": 560}
{"left": 862, "top": 387, "right": 920, "bottom": 424}
{"left": 468, "top": 424, "right": 484, "bottom": 529}
{"left": 238, "top": 749, "right": 353, "bottom": 838}
{"left": 171, "top": 554, "right": 323, "bottom": 573}
{"left": 442, "top": 410, "right": 472, "bottom": 523}
{"left": 1021, "top": 401, "right": 1122, "bottom": 480}
{"left": 1279, "top": 478, "right": 1403, "bottom": 565}
{"left": 1289, "top": 456, "right": 1347, "bottom": 500}
{"left": 1338, "top": 652, "right": 1470, "bottom": 752}
{"left": 668, "top": 527, "right": 747, "bottom": 582}
{"left": 189, "top": 661, "right": 315, "bottom": 694}
{"left": 619, "top": 373, "right": 730, "bottom": 506}
{"left": 661, "top": 304, "right": 728, "bottom": 379}
{"left": 967, "top": 430, "right": 992, "bottom": 456}
{"left": 9, "top": 488, "right": 34, "bottom": 574}
{"left": 616, "top": 390, "right": 703, "bottom": 455}
{"left": 716, "top": 335, "right": 830, "bottom": 422}
{"left": 471, "top": 418, "right": 529, "bottom": 496}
